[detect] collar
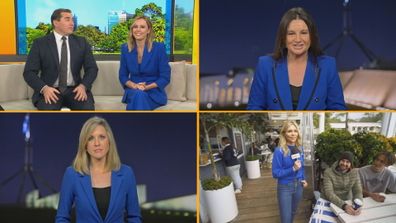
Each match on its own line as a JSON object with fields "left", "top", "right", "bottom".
{"left": 53, "top": 30, "right": 68, "bottom": 41}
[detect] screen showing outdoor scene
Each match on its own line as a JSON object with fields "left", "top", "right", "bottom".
{"left": 17, "top": 0, "right": 172, "bottom": 55}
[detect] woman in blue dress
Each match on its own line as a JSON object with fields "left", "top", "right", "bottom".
{"left": 119, "top": 16, "right": 171, "bottom": 110}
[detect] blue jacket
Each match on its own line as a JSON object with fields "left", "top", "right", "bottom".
{"left": 272, "top": 147, "right": 305, "bottom": 185}
{"left": 247, "top": 55, "right": 346, "bottom": 110}
{"left": 56, "top": 164, "right": 141, "bottom": 223}
{"left": 119, "top": 42, "right": 171, "bottom": 105}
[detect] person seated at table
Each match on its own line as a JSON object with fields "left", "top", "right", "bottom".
{"left": 321, "top": 151, "right": 363, "bottom": 216}
{"left": 358, "top": 151, "right": 396, "bottom": 202}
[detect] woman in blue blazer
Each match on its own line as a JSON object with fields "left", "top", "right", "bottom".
{"left": 248, "top": 7, "right": 346, "bottom": 110}
{"left": 119, "top": 16, "right": 171, "bottom": 110}
{"left": 56, "top": 117, "right": 141, "bottom": 223}
{"left": 272, "top": 121, "right": 307, "bottom": 223}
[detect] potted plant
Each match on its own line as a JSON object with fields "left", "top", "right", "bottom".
{"left": 200, "top": 114, "right": 240, "bottom": 223}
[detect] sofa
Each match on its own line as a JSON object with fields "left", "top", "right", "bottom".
{"left": 0, "top": 61, "right": 197, "bottom": 111}
{"left": 339, "top": 69, "right": 396, "bottom": 110}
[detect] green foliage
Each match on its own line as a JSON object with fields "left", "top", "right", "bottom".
{"left": 246, "top": 155, "right": 260, "bottom": 161}
{"left": 315, "top": 129, "right": 362, "bottom": 166}
{"left": 388, "top": 137, "right": 396, "bottom": 152}
{"left": 353, "top": 132, "right": 393, "bottom": 166}
{"left": 74, "top": 25, "right": 106, "bottom": 50}
{"left": 359, "top": 113, "right": 383, "bottom": 122}
{"left": 174, "top": 6, "right": 193, "bottom": 54}
{"left": 26, "top": 28, "right": 46, "bottom": 52}
{"left": 134, "top": 2, "right": 165, "bottom": 43}
{"left": 202, "top": 176, "right": 232, "bottom": 191}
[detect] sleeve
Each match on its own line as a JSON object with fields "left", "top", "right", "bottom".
{"left": 352, "top": 170, "right": 363, "bottom": 201}
{"left": 80, "top": 37, "right": 98, "bottom": 90}
{"left": 272, "top": 148, "right": 294, "bottom": 179}
{"left": 325, "top": 57, "right": 347, "bottom": 110}
{"left": 55, "top": 168, "right": 75, "bottom": 223}
{"left": 322, "top": 169, "right": 346, "bottom": 208}
{"left": 23, "top": 39, "right": 46, "bottom": 92}
{"left": 119, "top": 44, "right": 130, "bottom": 87}
{"left": 387, "top": 170, "right": 396, "bottom": 192}
{"left": 125, "top": 166, "right": 142, "bottom": 223}
{"left": 154, "top": 43, "right": 171, "bottom": 89}
{"left": 247, "top": 57, "right": 268, "bottom": 110}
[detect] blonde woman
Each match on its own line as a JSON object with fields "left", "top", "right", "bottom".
{"left": 56, "top": 117, "right": 141, "bottom": 223}
{"left": 272, "top": 121, "right": 308, "bottom": 223}
{"left": 119, "top": 16, "right": 171, "bottom": 110}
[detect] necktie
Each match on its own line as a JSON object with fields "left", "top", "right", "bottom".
{"left": 59, "top": 36, "right": 68, "bottom": 93}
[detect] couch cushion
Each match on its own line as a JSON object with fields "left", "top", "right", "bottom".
{"left": 156, "top": 100, "right": 196, "bottom": 111}
{"left": 166, "top": 61, "right": 187, "bottom": 101}
{"left": 0, "top": 64, "right": 29, "bottom": 102}
{"left": 94, "top": 96, "right": 125, "bottom": 110}
{"left": 343, "top": 69, "right": 395, "bottom": 109}
{"left": 186, "top": 64, "right": 197, "bottom": 101}
{"left": 92, "top": 61, "right": 124, "bottom": 96}
{"left": 1, "top": 100, "right": 35, "bottom": 110}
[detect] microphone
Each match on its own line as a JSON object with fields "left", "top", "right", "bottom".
{"left": 290, "top": 147, "right": 300, "bottom": 161}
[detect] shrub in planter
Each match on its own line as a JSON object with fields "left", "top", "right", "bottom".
{"left": 315, "top": 129, "right": 362, "bottom": 166}
{"left": 202, "top": 176, "right": 232, "bottom": 191}
{"left": 246, "top": 155, "right": 260, "bottom": 161}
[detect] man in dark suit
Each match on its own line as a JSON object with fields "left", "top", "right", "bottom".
{"left": 23, "top": 8, "right": 97, "bottom": 110}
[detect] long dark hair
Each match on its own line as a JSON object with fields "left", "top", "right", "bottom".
{"left": 272, "top": 7, "right": 323, "bottom": 61}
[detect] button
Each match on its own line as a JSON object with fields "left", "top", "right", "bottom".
{"left": 273, "top": 98, "right": 278, "bottom": 103}
{"left": 314, "top": 97, "right": 319, "bottom": 103}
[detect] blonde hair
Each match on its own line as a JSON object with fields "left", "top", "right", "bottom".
{"left": 127, "top": 16, "right": 155, "bottom": 52}
{"left": 278, "top": 120, "right": 303, "bottom": 156}
{"left": 73, "top": 116, "right": 121, "bottom": 175}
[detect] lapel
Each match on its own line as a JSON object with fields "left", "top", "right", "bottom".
{"left": 105, "top": 168, "right": 123, "bottom": 222}
{"left": 274, "top": 58, "right": 293, "bottom": 110}
{"left": 48, "top": 33, "right": 59, "bottom": 71}
{"left": 297, "top": 55, "right": 317, "bottom": 110}
{"left": 68, "top": 35, "right": 77, "bottom": 76}
{"left": 79, "top": 173, "right": 102, "bottom": 222}
{"left": 140, "top": 44, "right": 153, "bottom": 71}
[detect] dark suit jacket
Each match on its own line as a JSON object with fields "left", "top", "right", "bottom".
{"left": 119, "top": 42, "right": 170, "bottom": 105}
{"left": 247, "top": 55, "right": 346, "bottom": 110}
{"left": 56, "top": 165, "right": 142, "bottom": 223}
{"left": 23, "top": 33, "right": 98, "bottom": 104}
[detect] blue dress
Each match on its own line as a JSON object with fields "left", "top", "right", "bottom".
{"left": 119, "top": 42, "right": 171, "bottom": 110}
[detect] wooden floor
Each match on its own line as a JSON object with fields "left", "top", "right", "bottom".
{"left": 232, "top": 167, "right": 313, "bottom": 223}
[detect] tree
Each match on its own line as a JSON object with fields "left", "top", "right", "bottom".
{"left": 26, "top": 28, "right": 46, "bottom": 52}
{"left": 359, "top": 113, "right": 383, "bottom": 122}
{"left": 174, "top": 5, "right": 193, "bottom": 53}
{"left": 200, "top": 113, "right": 252, "bottom": 189}
{"left": 134, "top": 3, "right": 165, "bottom": 42}
{"left": 75, "top": 25, "right": 106, "bottom": 50}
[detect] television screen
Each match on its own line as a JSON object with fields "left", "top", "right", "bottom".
{"left": 16, "top": 0, "right": 172, "bottom": 55}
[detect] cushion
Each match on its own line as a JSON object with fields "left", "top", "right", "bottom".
{"left": 186, "top": 64, "right": 197, "bottom": 101}
{"left": 166, "top": 61, "right": 187, "bottom": 101}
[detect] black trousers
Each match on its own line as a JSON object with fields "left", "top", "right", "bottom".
{"left": 35, "top": 87, "right": 95, "bottom": 110}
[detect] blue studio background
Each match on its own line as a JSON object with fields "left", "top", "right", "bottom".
{"left": 201, "top": 0, "right": 396, "bottom": 74}
{"left": 0, "top": 113, "right": 196, "bottom": 204}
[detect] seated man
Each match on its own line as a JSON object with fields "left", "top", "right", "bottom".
{"left": 321, "top": 151, "right": 363, "bottom": 216}
{"left": 23, "top": 8, "right": 97, "bottom": 110}
{"left": 358, "top": 151, "right": 396, "bottom": 202}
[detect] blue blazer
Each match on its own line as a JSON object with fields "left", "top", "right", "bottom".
{"left": 56, "top": 164, "right": 141, "bottom": 223}
{"left": 119, "top": 42, "right": 171, "bottom": 105}
{"left": 247, "top": 55, "right": 346, "bottom": 110}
